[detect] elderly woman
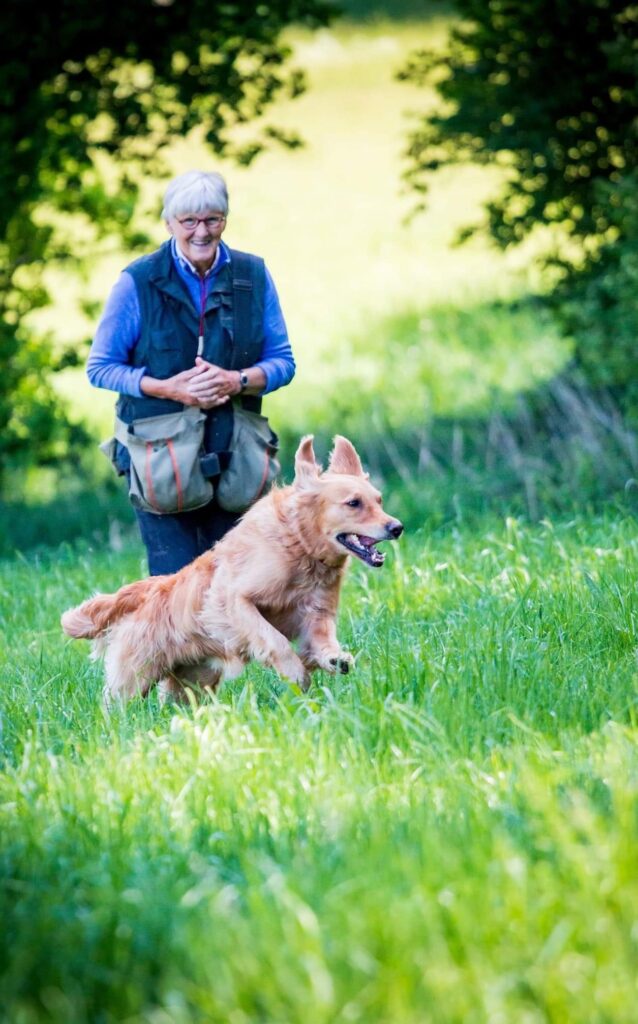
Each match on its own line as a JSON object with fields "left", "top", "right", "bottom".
{"left": 87, "top": 169, "right": 295, "bottom": 575}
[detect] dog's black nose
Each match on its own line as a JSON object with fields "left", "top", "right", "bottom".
{"left": 387, "top": 519, "right": 404, "bottom": 539}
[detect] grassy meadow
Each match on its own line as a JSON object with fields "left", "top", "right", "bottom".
{"left": 3, "top": 515, "right": 638, "bottom": 1022}
{"left": 3, "top": 8, "right": 638, "bottom": 1024}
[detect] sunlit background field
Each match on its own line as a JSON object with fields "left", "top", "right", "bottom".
{"left": 42, "top": 14, "right": 566, "bottom": 445}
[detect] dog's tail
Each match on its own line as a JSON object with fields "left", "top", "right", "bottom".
{"left": 61, "top": 580, "right": 152, "bottom": 639}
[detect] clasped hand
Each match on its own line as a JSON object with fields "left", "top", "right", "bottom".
{"left": 170, "top": 357, "right": 239, "bottom": 409}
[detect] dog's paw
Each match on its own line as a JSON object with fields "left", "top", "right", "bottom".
{"left": 327, "top": 651, "right": 354, "bottom": 675}
{"left": 279, "top": 653, "right": 311, "bottom": 690}
{"left": 282, "top": 671, "right": 312, "bottom": 693}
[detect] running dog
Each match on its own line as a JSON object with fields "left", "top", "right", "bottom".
{"left": 61, "top": 434, "right": 403, "bottom": 705}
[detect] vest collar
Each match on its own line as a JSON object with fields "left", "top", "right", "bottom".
{"left": 172, "top": 237, "right": 229, "bottom": 278}
{"left": 147, "top": 240, "right": 190, "bottom": 307}
{"left": 147, "top": 241, "right": 231, "bottom": 315}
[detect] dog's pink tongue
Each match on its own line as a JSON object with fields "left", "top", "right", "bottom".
{"left": 359, "top": 536, "right": 377, "bottom": 547}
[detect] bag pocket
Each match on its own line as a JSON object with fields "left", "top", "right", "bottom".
{"left": 216, "top": 406, "right": 280, "bottom": 513}
{"left": 99, "top": 435, "right": 119, "bottom": 471}
{"left": 99, "top": 436, "right": 129, "bottom": 476}
{"left": 116, "top": 408, "right": 214, "bottom": 515}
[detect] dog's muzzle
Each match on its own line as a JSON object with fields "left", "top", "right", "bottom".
{"left": 336, "top": 518, "right": 404, "bottom": 568}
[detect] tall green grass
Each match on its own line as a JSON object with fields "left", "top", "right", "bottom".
{"left": 2, "top": 511, "right": 638, "bottom": 1021}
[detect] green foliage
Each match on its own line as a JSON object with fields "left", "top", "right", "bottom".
{"left": 549, "top": 171, "right": 638, "bottom": 403}
{"left": 400, "top": 0, "right": 636, "bottom": 249}
{"left": 338, "top": 0, "right": 454, "bottom": 19}
{"left": 0, "top": 0, "right": 334, "bottom": 494}
{"left": 3, "top": 513, "right": 638, "bottom": 1019}
{"left": 399, "top": 0, "right": 638, "bottom": 403}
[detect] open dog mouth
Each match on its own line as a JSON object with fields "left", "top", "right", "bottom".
{"left": 336, "top": 533, "right": 386, "bottom": 567}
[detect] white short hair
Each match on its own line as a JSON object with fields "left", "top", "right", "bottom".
{"left": 161, "top": 170, "right": 229, "bottom": 220}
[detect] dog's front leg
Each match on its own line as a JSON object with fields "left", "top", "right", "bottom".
{"left": 299, "top": 614, "right": 354, "bottom": 676}
{"left": 230, "top": 596, "right": 310, "bottom": 690}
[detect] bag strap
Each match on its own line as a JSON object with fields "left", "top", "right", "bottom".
{"left": 228, "top": 249, "right": 265, "bottom": 416}
{"left": 229, "top": 249, "right": 264, "bottom": 370}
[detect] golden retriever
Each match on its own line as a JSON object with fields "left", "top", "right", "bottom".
{"left": 61, "top": 434, "right": 403, "bottom": 706}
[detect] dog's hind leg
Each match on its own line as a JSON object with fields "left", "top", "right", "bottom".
{"left": 102, "top": 636, "right": 154, "bottom": 709}
{"left": 157, "top": 675, "right": 191, "bottom": 706}
{"left": 159, "top": 661, "right": 223, "bottom": 705}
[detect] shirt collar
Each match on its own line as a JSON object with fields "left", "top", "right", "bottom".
{"left": 171, "top": 237, "right": 230, "bottom": 278}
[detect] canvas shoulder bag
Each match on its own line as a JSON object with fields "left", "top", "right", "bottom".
{"left": 113, "top": 407, "right": 213, "bottom": 515}
{"left": 215, "top": 405, "right": 280, "bottom": 513}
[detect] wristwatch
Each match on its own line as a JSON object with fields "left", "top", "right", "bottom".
{"left": 238, "top": 369, "right": 249, "bottom": 393}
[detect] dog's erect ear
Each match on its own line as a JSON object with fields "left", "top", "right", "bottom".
{"left": 294, "top": 434, "right": 321, "bottom": 486}
{"left": 328, "top": 435, "right": 367, "bottom": 477}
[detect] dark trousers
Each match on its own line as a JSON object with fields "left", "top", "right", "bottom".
{"left": 134, "top": 499, "right": 240, "bottom": 576}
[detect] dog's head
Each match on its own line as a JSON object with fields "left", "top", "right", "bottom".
{"left": 293, "top": 434, "right": 403, "bottom": 567}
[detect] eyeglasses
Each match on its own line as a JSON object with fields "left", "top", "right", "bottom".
{"left": 176, "top": 215, "right": 226, "bottom": 230}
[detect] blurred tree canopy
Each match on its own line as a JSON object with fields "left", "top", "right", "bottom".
{"left": 0, "top": 0, "right": 332, "bottom": 494}
{"left": 400, "top": 0, "right": 638, "bottom": 407}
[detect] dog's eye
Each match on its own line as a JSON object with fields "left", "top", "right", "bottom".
{"left": 346, "top": 498, "right": 361, "bottom": 508}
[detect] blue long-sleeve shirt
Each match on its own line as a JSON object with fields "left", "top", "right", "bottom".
{"left": 87, "top": 239, "right": 295, "bottom": 397}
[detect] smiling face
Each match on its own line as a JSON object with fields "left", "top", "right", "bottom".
{"left": 166, "top": 210, "right": 226, "bottom": 274}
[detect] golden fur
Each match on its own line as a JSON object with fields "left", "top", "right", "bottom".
{"left": 61, "top": 435, "right": 403, "bottom": 706}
